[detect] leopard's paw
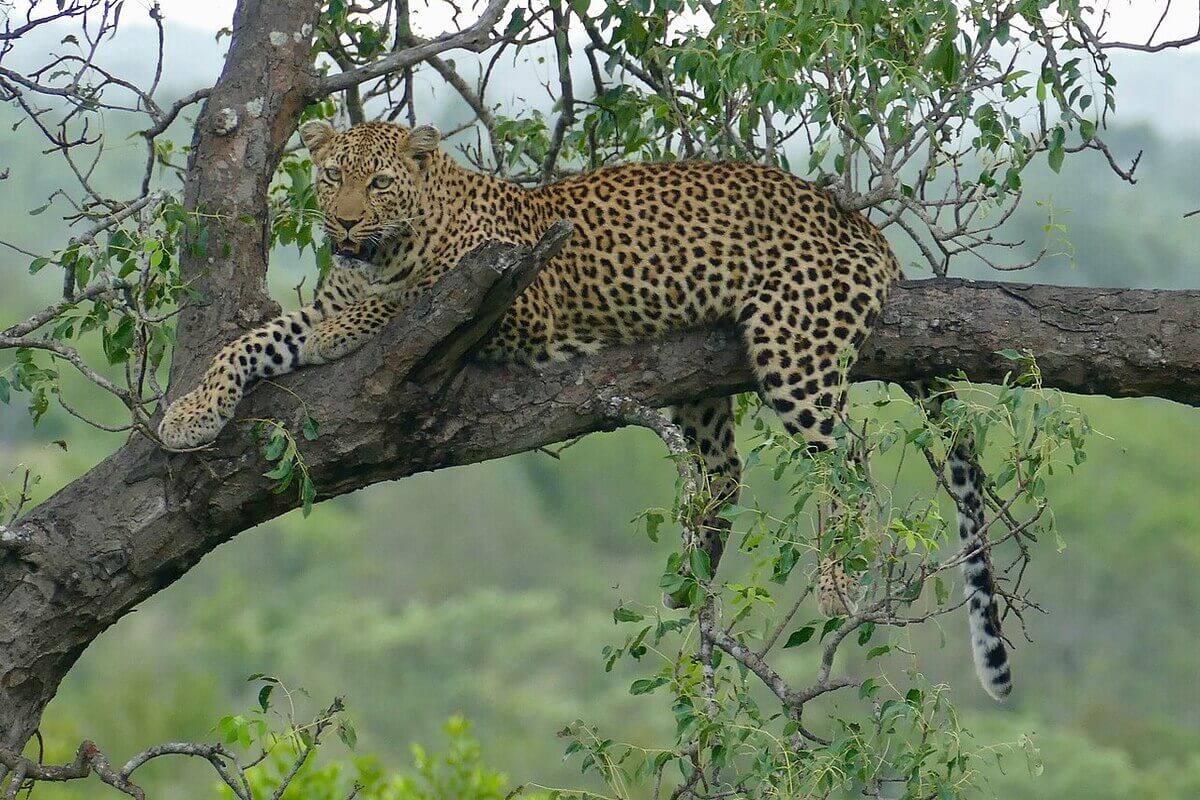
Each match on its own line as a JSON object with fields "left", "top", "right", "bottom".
{"left": 301, "top": 324, "right": 372, "bottom": 364}
{"left": 298, "top": 327, "right": 339, "bottom": 365}
{"left": 157, "top": 390, "right": 225, "bottom": 450}
{"left": 816, "top": 557, "right": 861, "bottom": 618}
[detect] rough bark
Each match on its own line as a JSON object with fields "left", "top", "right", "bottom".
{"left": 858, "top": 280, "right": 1200, "bottom": 407}
{"left": 169, "top": 0, "right": 323, "bottom": 394}
{"left": 0, "top": 225, "right": 572, "bottom": 749}
{"left": 0, "top": 0, "right": 328, "bottom": 753}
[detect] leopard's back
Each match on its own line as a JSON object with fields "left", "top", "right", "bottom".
{"left": 475, "top": 160, "right": 900, "bottom": 362}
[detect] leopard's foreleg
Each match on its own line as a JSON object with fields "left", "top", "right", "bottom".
{"left": 157, "top": 269, "right": 396, "bottom": 449}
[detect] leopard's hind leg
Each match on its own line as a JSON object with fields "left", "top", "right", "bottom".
{"left": 669, "top": 397, "right": 742, "bottom": 568}
{"left": 662, "top": 397, "right": 742, "bottom": 608}
{"left": 735, "top": 271, "right": 884, "bottom": 617}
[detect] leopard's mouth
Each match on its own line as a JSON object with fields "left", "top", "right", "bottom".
{"left": 331, "top": 238, "right": 379, "bottom": 263}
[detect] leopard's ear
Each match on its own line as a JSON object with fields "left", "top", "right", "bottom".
{"left": 408, "top": 125, "right": 440, "bottom": 161}
{"left": 299, "top": 119, "right": 337, "bottom": 159}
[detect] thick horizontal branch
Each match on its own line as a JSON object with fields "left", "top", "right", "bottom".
{"left": 857, "top": 281, "right": 1200, "bottom": 406}
{"left": 2, "top": 274, "right": 1197, "bottom": 749}
{"left": 313, "top": 0, "right": 508, "bottom": 97}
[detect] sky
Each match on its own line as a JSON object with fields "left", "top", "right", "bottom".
{"left": 128, "top": 0, "right": 1200, "bottom": 47}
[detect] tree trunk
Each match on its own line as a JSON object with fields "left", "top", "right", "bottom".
{"left": 0, "top": 0, "right": 326, "bottom": 752}
{"left": 168, "top": 0, "right": 322, "bottom": 394}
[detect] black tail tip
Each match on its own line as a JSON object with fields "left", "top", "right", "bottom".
{"left": 984, "top": 667, "right": 1013, "bottom": 701}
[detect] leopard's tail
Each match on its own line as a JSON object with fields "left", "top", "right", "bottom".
{"left": 912, "top": 382, "right": 1011, "bottom": 701}
{"left": 945, "top": 442, "right": 1012, "bottom": 701}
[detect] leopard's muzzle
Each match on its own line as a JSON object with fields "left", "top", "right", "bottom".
{"left": 331, "top": 238, "right": 379, "bottom": 264}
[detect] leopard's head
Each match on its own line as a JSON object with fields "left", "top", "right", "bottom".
{"left": 298, "top": 120, "right": 441, "bottom": 261}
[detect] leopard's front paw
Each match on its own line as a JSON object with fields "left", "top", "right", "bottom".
{"left": 157, "top": 390, "right": 226, "bottom": 450}
{"left": 299, "top": 325, "right": 362, "bottom": 364}
{"left": 298, "top": 330, "right": 336, "bottom": 365}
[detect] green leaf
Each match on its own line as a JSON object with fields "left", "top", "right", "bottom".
{"left": 771, "top": 543, "right": 798, "bottom": 584}
{"left": 819, "top": 617, "right": 844, "bottom": 641}
{"left": 301, "top": 415, "right": 320, "bottom": 441}
{"left": 300, "top": 476, "right": 317, "bottom": 517}
{"left": 644, "top": 511, "right": 663, "bottom": 542}
{"left": 337, "top": 721, "right": 357, "bottom": 750}
{"left": 866, "top": 644, "right": 891, "bottom": 660}
{"left": 505, "top": 7, "right": 526, "bottom": 35}
{"left": 264, "top": 461, "right": 293, "bottom": 481}
{"left": 1048, "top": 143, "right": 1064, "bottom": 173}
{"left": 264, "top": 432, "right": 287, "bottom": 460}
{"left": 716, "top": 504, "right": 747, "bottom": 520}
{"left": 257, "top": 684, "right": 273, "bottom": 712}
{"left": 689, "top": 548, "right": 712, "bottom": 582}
{"left": 934, "top": 576, "right": 949, "bottom": 605}
{"left": 74, "top": 258, "right": 91, "bottom": 292}
{"left": 659, "top": 570, "right": 687, "bottom": 595}
{"left": 613, "top": 606, "right": 644, "bottom": 623}
{"left": 101, "top": 317, "right": 134, "bottom": 365}
{"left": 783, "top": 626, "right": 815, "bottom": 648}
{"left": 217, "top": 715, "right": 238, "bottom": 744}
{"left": 629, "top": 677, "right": 664, "bottom": 695}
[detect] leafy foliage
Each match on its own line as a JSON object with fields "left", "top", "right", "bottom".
{"left": 250, "top": 416, "right": 321, "bottom": 517}
{"left": 416, "top": 1, "right": 1139, "bottom": 275}
{"left": 215, "top": 703, "right": 519, "bottom": 800}
{"left": 550, "top": 365, "right": 1091, "bottom": 798}
{"left": 2, "top": 197, "right": 206, "bottom": 429}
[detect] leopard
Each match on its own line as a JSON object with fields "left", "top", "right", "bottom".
{"left": 158, "top": 119, "right": 1010, "bottom": 700}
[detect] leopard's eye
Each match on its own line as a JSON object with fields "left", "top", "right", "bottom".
{"left": 323, "top": 165, "right": 342, "bottom": 181}
{"left": 370, "top": 174, "right": 394, "bottom": 190}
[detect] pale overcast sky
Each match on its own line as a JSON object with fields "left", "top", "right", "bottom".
{"left": 131, "top": 0, "right": 1200, "bottom": 47}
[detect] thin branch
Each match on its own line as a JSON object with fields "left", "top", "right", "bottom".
{"left": 314, "top": 0, "right": 509, "bottom": 96}
{"left": 2, "top": 277, "right": 128, "bottom": 339}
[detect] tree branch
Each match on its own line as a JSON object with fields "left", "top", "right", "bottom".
{"left": 3, "top": 273, "right": 1198, "bottom": 749}
{"left": 0, "top": 697, "right": 345, "bottom": 799}
{"left": 313, "top": 0, "right": 509, "bottom": 97}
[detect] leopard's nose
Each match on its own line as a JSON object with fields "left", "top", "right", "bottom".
{"left": 335, "top": 216, "right": 359, "bottom": 233}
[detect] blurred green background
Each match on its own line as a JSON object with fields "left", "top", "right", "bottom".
{"left": 1, "top": 19, "right": 1197, "bottom": 800}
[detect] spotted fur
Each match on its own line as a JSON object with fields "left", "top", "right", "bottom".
{"left": 160, "top": 120, "right": 945, "bottom": 684}
{"left": 949, "top": 441, "right": 1012, "bottom": 700}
